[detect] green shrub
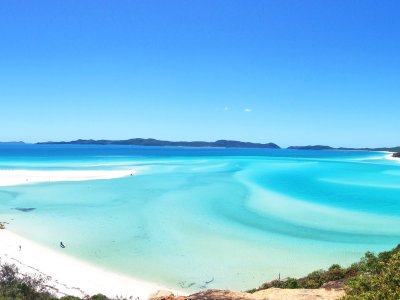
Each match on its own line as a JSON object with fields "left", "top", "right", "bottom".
{"left": 0, "top": 263, "right": 56, "bottom": 300}
{"left": 89, "top": 294, "right": 109, "bottom": 300}
{"left": 0, "top": 263, "right": 120, "bottom": 300}
{"left": 326, "top": 264, "right": 346, "bottom": 281}
{"left": 249, "top": 244, "right": 400, "bottom": 296}
{"left": 342, "top": 251, "right": 400, "bottom": 299}
{"left": 279, "top": 278, "right": 300, "bottom": 288}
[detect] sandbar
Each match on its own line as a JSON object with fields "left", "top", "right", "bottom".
{"left": 385, "top": 153, "right": 400, "bottom": 163}
{"left": 0, "top": 169, "right": 137, "bottom": 187}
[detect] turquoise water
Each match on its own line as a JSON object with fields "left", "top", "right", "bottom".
{"left": 1, "top": 144, "right": 400, "bottom": 291}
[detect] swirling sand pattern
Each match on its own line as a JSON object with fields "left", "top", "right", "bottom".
{"left": 0, "top": 145, "right": 399, "bottom": 291}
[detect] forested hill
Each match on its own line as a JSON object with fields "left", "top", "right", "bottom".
{"left": 38, "top": 138, "right": 281, "bottom": 149}
{"left": 37, "top": 139, "right": 400, "bottom": 152}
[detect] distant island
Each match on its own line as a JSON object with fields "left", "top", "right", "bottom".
{"left": 0, "top": 141, "right": 25, "bottom": 144}
{"left": 288, "top": 145, "right": 334, "bottom": 150}
{"left": 38, "top": 138, "right": 281, "bottom": 149}
{"left": 37, "top": 139, "right": 400, "bottom": 153}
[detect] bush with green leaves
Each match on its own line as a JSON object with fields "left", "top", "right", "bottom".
{"left": 0, "top": 262, "right": 134, "bottom": 300}
{"left": 0, "top": 263, "right": 55, "bottom": 300}
{"left": 342, "top": 250, "right": 400, "bottom": 299}
{"left": 249, "top": 244, "right": 400, "bottom": 298}
{"left": 249, "top": 262, "right": 350, "bottom": 292}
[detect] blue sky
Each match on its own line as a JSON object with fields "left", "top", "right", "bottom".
{"left": 1, "top": 1, "right": 399, "bottom": 147}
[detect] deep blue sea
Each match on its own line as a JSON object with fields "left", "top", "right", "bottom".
{"left": 1, "top": 144, "right": 399, "bottom": 291}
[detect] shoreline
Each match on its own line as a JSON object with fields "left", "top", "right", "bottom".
{"left": 0, "top": 228, "right": 183, "bottom": 299}
{"left": 385, "top": 153, "right": 400, "bottom": 163}
{"left": 0, "top": 169, "right": 138, "bottom": 187}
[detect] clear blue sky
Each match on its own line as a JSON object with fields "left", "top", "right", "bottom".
{"left": 1, "top": 1, "right": 399, "bottom": 147}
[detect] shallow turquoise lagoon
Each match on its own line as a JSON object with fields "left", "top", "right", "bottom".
{"left": 1, "top": 144, "right": 400, "bottom": 291}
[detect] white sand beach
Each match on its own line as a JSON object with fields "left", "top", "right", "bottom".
{"left": 0, "top": 169, "right": 137, "bottom": 186}
{"left": 385, "top": 153, "right": 400, "bottom": 163}
{"left": 0, "top": 168, "right": 182, "bottom": 299}
{"left": 0, "top": 229, "right": 181, "bottom": 299}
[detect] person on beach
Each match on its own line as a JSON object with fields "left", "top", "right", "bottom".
{"left": 19, "top": 245, "right": 21, "bottom": 251}
{"left": 60, "top": 242, "right": 65, "bottom": 248}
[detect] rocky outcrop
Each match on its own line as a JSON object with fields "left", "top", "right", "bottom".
{"left": 149, "top": 286, "right": 345, "bottom": 300}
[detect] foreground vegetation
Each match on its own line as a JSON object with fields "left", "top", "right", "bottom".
{"left": 0, "top": 263, "right": 135, "bottom": 300}
{"left": 1, "top": 245, "right": 400, "bottom": 299}
{"left": 249, "top": 244, "right": 400, "bottom": 299}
